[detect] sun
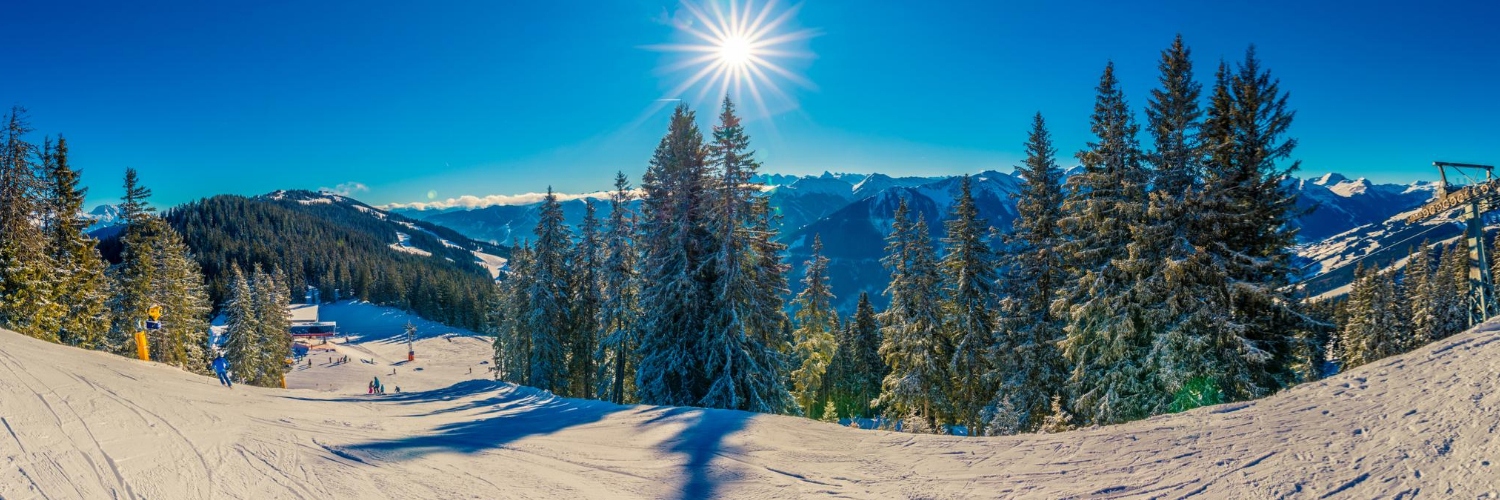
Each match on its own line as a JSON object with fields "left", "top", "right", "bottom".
{"left": 718, "top": 35, "right": 753, "bottom": 68}
{"left": 647, "top": 0, "right": 819, "bottom": 119}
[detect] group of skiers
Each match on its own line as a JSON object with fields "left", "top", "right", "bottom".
{"left": 210, "top": 352, "right": 400, "bottom": 394}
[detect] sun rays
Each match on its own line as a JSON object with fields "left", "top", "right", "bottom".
{"left": 647, "top": 0, "right": 819, "bottom": 120}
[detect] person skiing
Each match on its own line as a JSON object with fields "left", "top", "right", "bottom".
{"left": 212, "top": 354, "right": 232, "bottom": 388}
{"left": 373, "top": 376, "right": 382, "bottom": 395}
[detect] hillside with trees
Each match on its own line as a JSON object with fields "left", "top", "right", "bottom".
{"left": 156, "top": 192, "right": 504, "bottom": 332}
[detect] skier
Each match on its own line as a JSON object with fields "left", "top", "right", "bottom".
{"left": 212, "top": 355, "right": 232, "bottom": 388}
{"left": 373, "top": 376, "right": 382, "bottom": 395}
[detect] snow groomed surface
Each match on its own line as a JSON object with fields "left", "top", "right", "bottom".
{"left": 3, "top": 320, "right": 1499, "bottom": 499}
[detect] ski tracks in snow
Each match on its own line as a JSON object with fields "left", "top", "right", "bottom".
{"left": 5, "top": 323, "right": 1500, "bottom": 498}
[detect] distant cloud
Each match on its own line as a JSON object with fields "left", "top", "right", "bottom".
{"left": 381, "top": 190, "right": 638, "bottom": 211}
{"left": 320, "top": 182, "right": 369, "bottom": 197}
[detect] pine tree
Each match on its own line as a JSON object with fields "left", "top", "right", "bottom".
{"left": 1433, "top": 243, "right": 1469, "bottom": 340}
{"left": 791, "top": 235, "right": 838, "bottom": 417}
{"left": 635, "top": 104, "right": 713, "bottom": 407}
{"left": 847, "top": 292, "right": 885, "bottom": 418}
{"left": 1134, "top": 35, "right": 1239, "bottom": 413}
{"left": 828, "top": 300, "right": 880, "bottom": 421}
{"left": 826, "top": 315, "right": 855, "bottom": 420}
{"left": 492, "top": 242, "right": 534, "bottom": 383}
{"left": 597, "top": 172, "right": 640, "bottom": 404}
{"left": 1338, "top": 264, "right": 1412, "bottom": 368}
{"left": 700, "top": 97, "right": 795, "bottom": 413}
{"left": 254, "top": 267, "right": 292, "bottom": 386}
{"left": 485, "top": 277, "right": 507, "bottom": 380}
{"left": 1406, "top": 242, "right": 1438, "bottom": 342}
{"left": 154, "top": 222, "right": 212, "bottom": 372}
{"left": 1057, "top": 62, "right": 1154, "bottom": 426}
{"left": 527, "top": 188, "right": 572, "bottom": 394}
{"left": 223, "top": 264, "right": 260, "bottom": 383}
{"left": 747, "top": 196, "right": 797, "bottom": 410}
{"left": 1331, "top": 263, "right": 1369, "bottom": 368}
{"left": 1145, "top": 35, "right": 1203, "bottom": 197}
{"left": 0, "top": 107, "right": 60, "bottom": 340}
{"left": 939, "top": 176, "right": 999, "bottom": 434}
{"left": 569, "top": 200, "right": 603, "bottom": 399}
{"left": 878, "top": 200, "right": 951, "bottom": 430}
{"left": 1037, "top": 396, "right": 1076, "bottom": 434}
{"left": 42, "top": 136, "right": 113, "bottom": 349}
{"left": 989, "top": 113, "right": 1067, "bottom": 434}
{"left": 107, "top": 170, "right": 211, "bottom": 371}
{"left": 1197, "top": 46, "right": 1309, "bottom": 393}
{"left": 119, "top": 167, "right": 155, "bottom": 225}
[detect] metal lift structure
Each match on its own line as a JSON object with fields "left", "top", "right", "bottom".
{"left": 1406, "top": 161, "right": 1500, "bottom": 325}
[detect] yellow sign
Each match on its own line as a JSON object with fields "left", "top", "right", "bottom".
{"left": 148, "top": 305, "right": 162, "bottom": 321}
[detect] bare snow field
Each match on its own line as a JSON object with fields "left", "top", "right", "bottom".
{"left": 4, "top": 320, "right": 1500, "bottom": 499}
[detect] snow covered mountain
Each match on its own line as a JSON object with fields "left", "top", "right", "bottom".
{"left": 761, "top": 172, "right": 944, "bottom": 235}
{"left": 82, "top": 204, "right": 122, "bottom": 234}
{"left": 412, "top": 198, "right": 622, "bottom": 247}
{"left": 1294, "top": 198, "right": 1466, "bottom": 300}
{"left": 1290, "top": 173, "right": 1440, "bottom": 242}
{"left": 785, "top": 171, "right": 1022, "bottom": 311}
{"left": 775, "top": 170, "right": 1434, "bottom": 308}
{"left": 399, "top": 170, "right": 1435, "bottom": 307}
{"left": 255, "top": 189, "right": 510, "bottom": 278}
{"left": 6, "top": 314, "right": 1499, "bottom": 497}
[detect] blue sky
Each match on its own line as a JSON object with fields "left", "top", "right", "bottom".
{"left": 3, "top": 0, "right": 1496, "bottom": 208}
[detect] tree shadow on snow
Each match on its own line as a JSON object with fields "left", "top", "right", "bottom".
{"left": 282, "top": 378, "right": 502, "bottom": 404}
{"left": 318, "top": 379, "right": 756, "bottom": 498}
{"left": 639, "top": 407, "right": 754, "bottom": 500}
{"left": 342, "top": 382, "right": 628, "bottom": 461}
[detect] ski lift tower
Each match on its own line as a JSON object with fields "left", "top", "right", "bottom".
{"left": 1405, "top": 161, "right": 1500, "bottom": 325}
{"left": 405, "top": 321, "right": 416, "bottom": 362}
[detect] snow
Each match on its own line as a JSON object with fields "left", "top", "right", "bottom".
{"left": 6, "top": 312, "right": 1500, "bottom": 497}
{"left": 1328, "top": 178, "right": 1373, "bottom": 197}
{"left": 1314, "top": 172, "right": 1350, "bottom": 186}
{"left": 297, "top": 198, "right": 334, "bottom": 205}
{"left": 82, "top": 204, "right": 122, "bottom": 234}
{"left": 785, "top": 176, "right": 856, "bottom": 198}
{"left": 388, "top": 231, "right": 432, "bottom": 257}
{"left": 472, "top": 250, "right": 508, "bottom": 279}
{"left": 284, "top": 301, "right": 490, "bottom": 393}
{"left": 351, "top": 204, "right": 389, "bottom": 220}
{"left": 388, "top": 222, "right": 504, "bottom": 276}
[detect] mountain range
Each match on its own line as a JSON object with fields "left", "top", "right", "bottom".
{"left": 377, "top": 169, "right": 1441, "bottom": 312}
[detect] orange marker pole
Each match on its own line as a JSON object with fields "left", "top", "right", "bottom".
{"left": 134, "top": 331, "right": 150, "bottom": 361}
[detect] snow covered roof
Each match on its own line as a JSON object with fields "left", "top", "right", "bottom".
{"left": 288, "top": 304, "right": 320, "bottom": 323}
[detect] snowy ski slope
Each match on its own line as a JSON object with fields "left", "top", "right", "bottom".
{"left": 2, "top": 319, "right": 1499, "bottom": 498}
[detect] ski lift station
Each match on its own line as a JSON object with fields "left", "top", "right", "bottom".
{"left": 287, "top": 304, "right": 338, "bottom": 338}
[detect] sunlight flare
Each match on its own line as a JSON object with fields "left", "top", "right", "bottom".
{"left": 648, "top": 0, "right": 818, "bottom": 119}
